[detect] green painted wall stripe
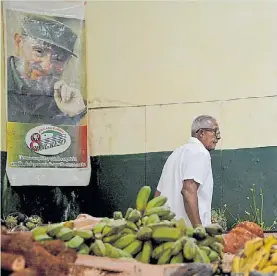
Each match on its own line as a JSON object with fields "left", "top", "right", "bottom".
{"left": 1, "top": 146, "right": 277, "bottom": 229}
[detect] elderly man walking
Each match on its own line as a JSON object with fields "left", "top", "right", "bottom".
{"left": 155, "top": 115, "right": 221, "bottom": 227}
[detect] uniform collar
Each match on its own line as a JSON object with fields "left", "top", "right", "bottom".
{"left": 188, "top": 137, "right": 211, "bottom": 157}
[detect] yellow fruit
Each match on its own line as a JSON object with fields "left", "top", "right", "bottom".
{"left": 145, "top": 195, "right": 167, "bottom": 212}
{"left": 113, "top": 211, "right": 123, "bottom": 220}
{"left": 47, "top": 223, "right": 64, "bottom": 237}
{"left": 137, "top": 226, "right": 152, "bottom": 241}
{"left": 126, "top": 221, "right": 138, "bottom": 231}
{"left": 104, "top": 243, "right": 121, "bottom": 258}
{"left": 270, "top": 252, "right": 277, "bottom": 265}
{"left": 171, "top": 236, "right": 188, "bottom": 256}
{"left": 112, "top": 234, "right": 137, "bottom": 249}
{"left": 128, "top": 209, "right": 142, "bottom": 223}
{"left": 74, "top": 229, "right": 93, "bottom": 240}
{"left": 103, "top": 233, "right": 121, "bottom": 243}
{"left": 140, "top": 241, "right": 152, "bottom": 264}
{"left": 136, "top": 186, "right": 152, "bottom": 213}
{"left": 183, "top": 239, "right": 197, "bottom": 260}
{"left": 209, "top": 250, "right": 219, "bottom": 262}
{"left": 56, "top": 227, "right": 75, "bottom": 241}
{"left": 66, "top": 235, "right": 84, "bottom": 249}
{"left": 125, "top": 208, "right": 133, "bottom": 220}
{"left": 123, "top": 240, "right": 143, "bottom": 256}
{"left": 243, "top": 237, "right": 264, "bottom": 257}
{"left": 78, "top": 244, "right": 90, "bottom": 255}
{"left": 90, "top": 240, "right": 106, "bottom": 256}
{"left": 232, "top": 256, "right": 242, "bottom": 273}
{"left": 152, "top": 242, "right": 174, "bottom": 259}
{"left": 157, "top": 249, "right": 172, "bottom": 264}
{"left": 33, "top": 234, "right": 53, "bottom": 241}
{"left": 194, "top": 248, "right": 210, "bottom": 264}
{"left": 204, "top": 224, "right": 223, "bottom": 236}
{"left": 145, "top": 214, "right": 160, "bottom": 225}
{"left": 144, "top": 206, "right": 170, "bottom": 217}
{"left": 170, "top": 252, "right": 184, "bottom": 264}
{"left": 152, "top": 226, "right": 183, "bottom": 242}
{"left": 261, "top": 265, "right": 277, "bottom": 273}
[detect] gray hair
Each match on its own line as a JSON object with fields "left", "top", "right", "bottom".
{"left": 191, "top": 115, "right": 216, "bottom": 137}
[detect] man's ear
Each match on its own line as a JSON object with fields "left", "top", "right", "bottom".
{"left": 14, "top": 33, "right": 23, "bottom": 52}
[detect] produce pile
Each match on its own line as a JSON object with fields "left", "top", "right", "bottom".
{"left": 31, "top": 186, "right": 225, "bottom": 266}
{"left": 1, "top": 213, "right": 43, "bottom": 231}
{"left": 1, "top": 227, "right": 77, "bottom": 276}
{"left": 224, "top": 221, "right": 264, "bottom": 254}
{"left": 232, "top": 235, "right": 277, "bottom": 275}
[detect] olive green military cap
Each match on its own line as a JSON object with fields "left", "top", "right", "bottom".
{"left": 21, "top": 14, "right": 78, "bottom": 57}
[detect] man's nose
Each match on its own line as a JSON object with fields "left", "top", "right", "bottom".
{"left": 40, "top": 54, "right": 52, "bottom": 72}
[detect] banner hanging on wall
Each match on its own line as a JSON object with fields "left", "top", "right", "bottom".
{"left": 4, "top": 1, "right": 91, "bottom": 186}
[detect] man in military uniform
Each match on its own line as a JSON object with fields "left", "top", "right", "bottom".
{"left": 7, "top": 15, "right": 87, "bottom": 125}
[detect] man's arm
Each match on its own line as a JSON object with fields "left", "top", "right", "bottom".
{"left": 155, "top": 190, "right": 161, "bottom": 197}
{"left": 181, "top": 179, "right": 201, "bottom": 227}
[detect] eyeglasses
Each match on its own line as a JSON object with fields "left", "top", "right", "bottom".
{"left": 196, "top": 128, "right": 221, "bottom": 140}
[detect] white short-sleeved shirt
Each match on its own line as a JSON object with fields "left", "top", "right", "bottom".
{"left": 157, "top": 137, "right": 213, "bottom": 227}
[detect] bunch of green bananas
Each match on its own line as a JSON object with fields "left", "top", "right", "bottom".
{"left": 31, "top": 186, "right": 225, "bottom": 266}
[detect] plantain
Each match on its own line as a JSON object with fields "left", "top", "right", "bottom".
{"left": 33, "top": 234, "right": 53, "bottom": 241}
{"left": 123, "top": 240, "right": 143, "bottom": 256}
{"left": 128, "top": 209, "right": 141, "bottom": 223}
{"left": 31, "top": 226, "right": 48, "bottom": 237}
{"left": 124, "top": 208, "right": 133, "bottom": 220}
{"left": 93, "top": 222, "right": 107, "bottom": 239}
{"left": 90, "top": 240, "right": 106, "bottom": 257}
{"left": 257, "top": 241, "right": 276, "bottom": 271}
{"left": 243, "top": 237, "right": 264, "bottom": 257}
{"left": 171, "top": 236, "right": 188, "bottom": 256}
{"left": 208, "top": 250, "right": 219, "bottom": 262}
{"left": 47, "top": 223, "right": 64, "bottom": 237}
{"left": 174, "top": 218, "right": 187, "bottom": 232}
{"left": 66, "top": 235, "right": 84, "bottom": 249}
{"left": 137, "top": 226, "right": 152, "bottom": 241}
{"left": 232, "top": 255, "right": 242, "bottom": 273}
{"left": 145, "top": 195, "right": 167, "bottom": 212}
{"left": 103, "top": 233, "right": 121, "bottom": 243}
{"left": 185, "top": 226, "right": 194, "bottom": 237}
{"left": 63, "top": 220, "right": 74, "bottom": 229}
{"left": 121, "top": 228, "right": 136, "bottom": 235}
{"left": 56, "top": 227, "right": 75, "bottom": 241}
{"left": 269, "top": 252, "right": 277, "bottom": 265}
{"left": 113, "top": 211, "right": 123, "bottom": 220}
{"left": 152, "top": 242, "right": 174, "bottom": 259}
{"left": 209, "top": 242, "right": 224, "bottom": 258}
{"left": 78, "top": 244, "right": 90, "bottom": 255}
{"left": 199, "top": 246, "right": 211, "bottom": 255}
{"left": 136, "top": 186, "right": 152, "bottom": 213}
{"left": 141, "top": 216, "right": 149, "bottom": 225}
{"left": 140, "top": 241, "right": 152, "bottom": 264}
{"left": 193, "top": 225, "right": 207, "bottom": 240}
{"left": 170, "top": 252, "right": 184, "bottom": 264}
{"left": 135, "top": 252, "right": 142, "bottom": 261}
{"left": 152, "top": 226, "right": 183, "bottom": 242}
{"left": 136, "top": 220, "right": 142, "bottom": 228}
{"left": 157, "top": 248, "right": 172, "bottom": 264}
{"left": 204, "top": 224, "right": 223, "bottom": 236}
{"left": 112, "top": 234, "right": 137, "bottom": 249}
{"left": 126, "top": 221, "right": 138, "bottom": 232}
{"left": 160, "top": 212, "right": 176, "bottom": 221}
{"left": 74, "top": 229, "right": 93, "bottom": 240}
{"left": 261, "top": 265, "right": 277, "bottom": 273}
{"left": 183, "top": 238, "right": 197, "bottom": 261}
{"left": 145, "top": 214, "right": 160, "bottom": 225}
{"left": 194, "top": 247, "right": 211, "bottom": 264}
{"left": 147, "top": 221, "right": 175, "bottom": 230}
{"left": 144, "top": 206, "right": 170, "bottom": 217}
{"left": 104, "top": 243, "right": 121, "bottom": 258}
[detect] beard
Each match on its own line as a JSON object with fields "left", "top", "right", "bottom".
{"left": 14, "top": 57, "right": 63, "bottom": 96}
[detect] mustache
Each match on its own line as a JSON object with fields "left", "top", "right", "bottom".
{"left": 29, "top": 62, "right": 62, "bottom": 76}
